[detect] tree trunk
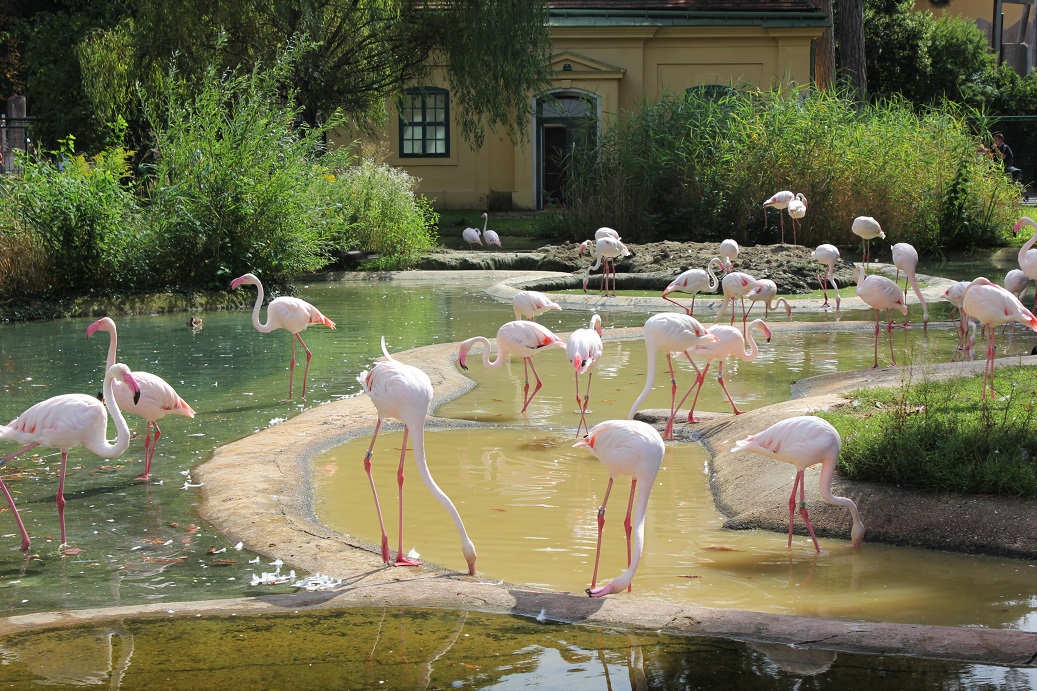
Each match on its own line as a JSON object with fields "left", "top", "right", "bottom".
{"left": 814, "top": 0, "right": 836, "bottom": 90}
{"left": 837, "top": 0, "right": 867, "bottom": 101}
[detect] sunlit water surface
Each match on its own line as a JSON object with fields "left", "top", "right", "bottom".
{"left": 0, "top": 608, "right": 1031, "bottom": 690}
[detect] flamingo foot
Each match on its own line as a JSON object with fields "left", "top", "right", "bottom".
{"left": 393, "top": 555, "right": 423, "bottom": 567}
{"left": 586, "top": 582, "right": 616, "bottom": 598}
{"left": 135, "top": 474, "right": 152, "bottom": 482}
{"left": 380, "top": 536, "right": 391, "bottom": 565}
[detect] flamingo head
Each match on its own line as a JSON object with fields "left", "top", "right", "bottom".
{"left": 578, "top": 240, "right": 590, "bottom": 257}
{"left": 111, "top": 364, "right": 142, "bottom": 405}
{"left": 230, "top": 273, "right": 258, "bottom": 290}
{"left": 462, "top": 539, "right": 477, "bottom": 576}
{"left": 1013, "top": 216, "right": 1035, "bottom": 236}
{"left": 572, "top": 352, "right": 585, "bottom": 373}
{"left": 457, "top": 343, "right": 471, "bottom": 371}
{"left": 850, "top": 520, "right": 866, "bottom": 548}
{"left": 86, "top": 317, "right": 115, "bottom": 339}
{"left": 591, "top": 313, "right": 603, "bottom": 336}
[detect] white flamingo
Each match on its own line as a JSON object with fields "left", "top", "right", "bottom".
{"left": 661, "top": 258, "right": 723, "bottom": 316}
{"left": 853, "top": 264, "right": 906, "bottom": 368}
{"left": 891, "top": 242, "right": 929, "bottom": 327}
{"left": 787, "top": 193, "right": 807, "bottom": 244}
{"left": 481, "top": 213, "right": 501, "bottom": 248}
{"left": 567, "top": 314, "right": 604, "bottom": 437}
{"left": 677, "top": 319, "right": 771, "bottom": 424}
{"left": 745, "top": 279, "right": 791, "bottom": 319}
{"left": 763, "top": 190, "right": 795, "bottom": 244}
{"left": 715, "top": 271, "right": 761, "bottom": 333}
{"left": 718, "top": 239, "right": 739, "bottom": 273}
{"left": 512, "top": 290, "right": 561, "bottom": 321}
{"left": 812, "top": 244, "right": 842, "bottom": 309}
{"left": 582, "top": 236, "right": 630, "bottom": 296}
{"left": 851, "top": 216, "right": 885, "bottom": 266}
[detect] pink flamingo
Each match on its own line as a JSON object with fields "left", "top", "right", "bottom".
{"left": 86, "top": 317, "right": 196, "bottom": 481}
{"left": 231, "top": 273, "right": 337, "bottom": 401}
{"left": 481, "top": 213, "right": 501, "bottom": 248}
{"left": 458, "top": 320, "right": 567, "bottom": 413}
{"left": 358, "top": 337, "right": 477, "bottom": 574}
{"left": 943, "top": 280, "right": 972, "bottom": 359}
{"left": 581, "top": 236, "right": 630, "bottom": 296}
{"left": 575, "top": 419, "right": 664, "bottom": 598}
{"left": 961, "top": 277, "right": 1037, "bottom": 399}
{"left": 661, "top": 259, "right": 722, "bottom": 316}
{"left": 851, "top": 216, "right": 885, "bottom": 266}
{"left": 567, "top": 314, "right": 604, "bottom": 437}
{"left": 678, "top": 319, "right": 771, "bottom": 424}
{"left": 1005, "top": 269, "right": 1029, "bottom": 300}
{"left": 745, "top": 279, "right": 791, "bottom": 319}
{"left": 891, "top": 242, "right": 929, "bottom": 328}
{"left": 627, "top": 313, "right": 717, "bottom": 440}
{"left": 811, "top": 244, "right": 842, "bottom": 309}
{"left": 718, "top": 239, "right": 739, "bottom": 273}
{"left": 462, "top": 224, "right": 482, "bottom": 249}
{"left": 731, "top": 415, "right": 865, "bottom": 552}
{"left": 0, "top": 363, "right": 141, "bottom": 548}
{"left": 715, "top": 271, "right": 761, "bottom": 332}
{"left": 512, "top": 290, "right": 561, "bottom": 321}
{"left": 853, "top": 264, "right": 907, "bottom": 368}
{"left": 763, "top": 190, "right": 795, "bottom": 244}
{"left": 1013, "top": 216, "right": 1037, "bottom": 309}
{"left": 787, "top": 193, "right": 807, "bottom": 245}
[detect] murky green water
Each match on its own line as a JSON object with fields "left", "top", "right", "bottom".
{"left": 0, "top": 608, "right": 1030, "bottom": 689}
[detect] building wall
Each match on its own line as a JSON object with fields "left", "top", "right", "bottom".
{"left": 335, "top": 24, "right": 821, "bottom": 210}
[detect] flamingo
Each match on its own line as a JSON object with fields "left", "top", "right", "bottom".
{"left": 481, "top": 213, "right": 501, "bottom": 248}
{"left": 960, "top": 277, "right": 1037, "bottom": 399}
{"left": 575, "top": 419, "right": 664, "bottom": 598}
{"left": 595, "top": 227, "right": 621, "bottom": 240}
{"left": 627, "top": 313, "right": 717, "bottom": 440}
{"left": 462, "top": 225, "right": 482, "bottom": 249}
{"left": 891, "top": 242, "right": 929, "bottom": 328}
{"left": 943, "top": 279, "right": 972, "bottom": 358}
{"left": 1012, "top": 216, "right": 1037, "bottom": 309}
{"left": 851, "top": 216, "right": 885, "bottom": 266}
{"left": 731, "top": 415, "right": 865, "bottom": 552}
{"left": 512, "top": 290, "right": 561, "bottom": 321}
{"left": 567, "top": 314, "right": 604, "bottom": 437}
{"left": 677, "top": 319, "right": 771, "bottom": 424}
{"left": 812, "top": 244, "right": 842, "bottom": 310}
{"left": 1005, "top": 269, "right": 1029, "bottom": 300}
{"left": 230, "top": 273, "right": 337, "bottom": 401}
{"left": 745, "top": 279, "right": 791, "bottom": 319}
{"left": 763, "top": 190, "right": 795, "bottom": 244}
{"left": 787, "top": 193, "right": 807, "bottom": 245}
{"left": 358, "top": 337, "right": 477, "bottom": 574}
{"left": 86, "top": 317, "right": 196, "bottom": 481}
{"left": 853, "top": 264, "right": 907, "bottom": 368}
{"left": 718, "top": 239, "right": 739, "bottom": 273}
{"left": 458, "top": 320, "right": 567, "bottom": 413}
{"left": 581, "top": 236, "right": 630, "bottom": 296}
{"left": 715, "top": 271, "right": 761, "bottom": 333}
{"left": 0, "top": 363, "right": 141, "bottom": 548}
{"left": 661, "top": 259, "right": 722, "bottom": 316}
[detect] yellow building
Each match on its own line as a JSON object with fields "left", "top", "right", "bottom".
{"left": 338, "top": 1, "right": 827, "bottom": 210}
{"left": 915, "top": 0, "right": 1034, "bottom": 73}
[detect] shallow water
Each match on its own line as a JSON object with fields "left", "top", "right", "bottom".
{"left": 0, "top": 607, "right": 1031, "bottom": 689}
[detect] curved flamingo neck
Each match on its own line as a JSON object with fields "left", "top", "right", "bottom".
{"left": 100, "top": 324, "right": 118, "bottom": 371}
{"left": 93, "top": 367, "right": 134, "bottom": 458}
{"left": 628, "top": 348, "right": 659, "bottom": 419}
{"left": 247, "top": 280, "right": 275, "bottom": 333}
{"left": 482, "top": 214, "right": 488, "bottom": 234}
{"left": 410, "top": 424, "right": 476, "bottom": 563}
{"left": 739, "top": 322, "right": 764, "bottom": 361}
{"left": 705, "top": 259, "right": 721, "bottom": 290}
{"left": 817, "top": 456, "right": 864, "bottom": 539}
{"left": 1020, "top": 219, "right": 1037, "bottom": 263}
{"left": 468, "top": 337, "right": 506, "bottom": 369}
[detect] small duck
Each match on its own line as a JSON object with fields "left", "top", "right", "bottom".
{"left": 187, "top": 316, "right": 203, "bottom": 330}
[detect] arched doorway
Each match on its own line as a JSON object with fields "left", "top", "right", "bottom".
{"left": 535, "top": 91, "right": 599, "bottom": 209}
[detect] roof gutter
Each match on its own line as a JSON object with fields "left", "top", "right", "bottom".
{"left": 549, "top": 9, "right": 829, "bottom": 26}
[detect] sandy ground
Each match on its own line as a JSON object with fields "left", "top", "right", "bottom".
{"left": 4, "top": 269, "right": 1037, "bottom": 668}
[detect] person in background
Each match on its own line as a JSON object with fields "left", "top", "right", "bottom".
{"left": 993, "top": 132, "right": 1022, "bottom": 181}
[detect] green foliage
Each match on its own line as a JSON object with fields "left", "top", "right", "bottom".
{"left": 819, "top": 368, "right": 1037, "bottom": 497}
{"left": 0, "top": 136, "right": 142, "bottom": 295}
{"left": 550, "top": 87, "right": 1018, "bottom": 253}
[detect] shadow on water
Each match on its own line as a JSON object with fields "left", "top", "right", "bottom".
{"left": 0, "top": 608, "right": 1031, "bottom": 689}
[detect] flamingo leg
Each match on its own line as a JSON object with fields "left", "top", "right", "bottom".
{"left": 792, "top": 216, "right": 798, "bottom": 246}
{"left": 287, "top": 335, "right": 297, "bottom": 401}
{"left": 138, "top": 421, "right": 161, "bottom": 481}
{"left": 296, "top": 333, "right": 313, "bottom": 399}
{"left": 590, "top": 477, "right": 615, "bottom": 589}
{"left": 715, "top": 361, "right": 744, "bottom": 414}
{"left": 576, "top": 372, "right": 593, "bottom": 438}
{"left": 796, "top": 471, "right": 821, "bottom": 551}
{"left": 3, "top": 442, "right": 40, "bottom": 464}
{"left": 986, "top": 327, "right": 997, "bottom": 399}
{"left": 779, "top": 213, "right": 785, "bottom": 246}
{"left": 690, "top": 294, "right": 697, "bottom": 316}
{"left": 816, "top": 271, "right": 829, "bottom": 306}
{"left": 57, "top": 451, "right": 68, "bottom": 546}
{"left": 872, "top": 310, "right": 881, "bottom": 368}
{"left": 0, "top": 445, "right": 35, "bottom": 552}
{"left": 663, "top": 354, "right": 679, "bottom": 441}
{"left": 887, "top": 319, "right": 898, "bottom": 367}
{"left": 674, "top": 362, "right": 709, "bottom": 425}
{"left": 363, "top": 419, "right": 392, "bottom": 565}
{"left": 520, "top": 357, "right": 544, "bottom": 413}
{"left": 623, "top": 479, "right": 637, "bottom": 593}
{"left": 662, "top": 294, "right": 692, "bottom": 315}
{"left": 394, "top": 425, "right": 421, "bottom": 567}
{"left": 787, "top": 472, "right": 801, "bottom": 548}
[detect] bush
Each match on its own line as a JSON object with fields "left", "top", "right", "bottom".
{"left": 550, "top": 87, "right": 1019, "bottom": 254}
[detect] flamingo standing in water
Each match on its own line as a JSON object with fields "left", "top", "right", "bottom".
{"left": 731, "top": 415, "right": 865, "bottom": 552}
{"left": 678, "top": 319, "right": 771, "bottom": 424}
{"left": 512, "top": 290, "right": 561, "bottom": 321}
{"left": 1013, "top": 217, "right": 1037, "bottom": 310}
{"left": 718, "top": 239, "right": 739, "bottom": 273}
{"left": 745, "top": 279, "right": 791, "bottom": 319}
{"left": 853, "top": 264, "right": 907, "bottom": 368}
{"left": 943, "top": 280, "right": 972, "bottom": 358}
{"left": 891, "top": 242, "right": 929, "bottom": 328}
{"left": 715, "top": 271, "right": 761, "bottom": 333}
{"left": 661, "top": 259, "right": 723, "bottom": 316}
{"left": 231, "top": 273, "right": 337, "bottom": 401}
{"left": 763, "top": 190, "right": 795, "bottom": 244}
{"left": 0, "top": 363, "right": 141, "bottom": 548}
{"left": 812, "top": 244, "right": 842, "bottom": 309}
{"left": 581, "top": 236, "right": 630, "bottom": 296}
{"left": 458, "top": 321, "right": 567, "bottom": 413}
{"left": 358, "top": 337, "right": 477, "bottom": 574}
{"left": 576, "top": 419, "right": 664, "bottom": 598}
{"left": 851, "top": 216, "right": 885, "bottom": 266}
{"left": 86, "top": 317, "right": 196, "bottom": 480}
{"left": 961, "top": 277, "right": 1037, "bottom": 399}
{"left": 787, "top": 193, "right": 807, "bottom": 245}
{"left": 567, "top": 314, "right": 604, "bottom": 437}
{"left": 628, "top": 313, "right": 717, "bottom": 440}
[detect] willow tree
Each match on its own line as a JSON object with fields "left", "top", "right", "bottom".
{"left": 77, "top": 0, "right": 553, "bottom": 150}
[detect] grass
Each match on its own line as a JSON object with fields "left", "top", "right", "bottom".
{"left": 818, "top": 366, "right": 1037, "bottom": 498}
{"left": 434, "top": 209, "right": 562, "bottom": 250}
